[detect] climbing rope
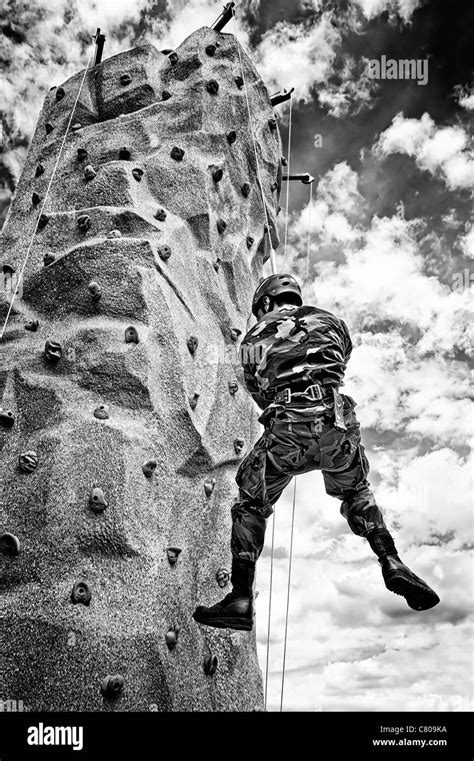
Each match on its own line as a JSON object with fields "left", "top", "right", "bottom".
{"left": 263, "top": 507, "right": 276, "bottom": 710}
{"left": 231, "top": 9, "right": 277, "bottom": 274}
{"left": 0, "top": 36, "right": 96, "bottom": 341}
{"left": 280, "top": 477, "right": 297, "bottom": 711}
{"left": 306, "top": 181, "right": 313, "bottom": 281}
{"left": 283, "top": 96, "right": 293, "bottom": 270}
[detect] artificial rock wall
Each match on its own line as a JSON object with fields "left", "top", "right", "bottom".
{"left": 0, "top": 26, "right": 282, "bottom": 711}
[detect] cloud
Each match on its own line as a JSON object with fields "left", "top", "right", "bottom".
{"left": 374, "top": 112, "right": 474, "bottom": 191}
{"left": 352, "top": 0, "right": 425, "bottom": 22}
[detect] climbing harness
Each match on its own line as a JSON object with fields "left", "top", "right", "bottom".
{"left": 0, "top": 36, "right": 96, "bottom": 341}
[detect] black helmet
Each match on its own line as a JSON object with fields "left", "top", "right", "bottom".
{"left": 252, "top": 273, "right": 303, "bottom": 317}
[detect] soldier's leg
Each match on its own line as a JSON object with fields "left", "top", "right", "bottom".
{"left": 322, "top": 415, "right": 439, "bottom": 611}
{"left": 193, "top": 431, "right": 291, "bottom": 630}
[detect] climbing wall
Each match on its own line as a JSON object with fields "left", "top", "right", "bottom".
{"left": 0, "top": 27, "right": 282, "bottom": 711}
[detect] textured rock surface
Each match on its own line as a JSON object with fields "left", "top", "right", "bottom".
{"left": 0, "top": 27, "right": 281, "bottom": 711}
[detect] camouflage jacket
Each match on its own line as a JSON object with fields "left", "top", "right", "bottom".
{"left": 239, "top": 305, "right": 352, "bottom": 410}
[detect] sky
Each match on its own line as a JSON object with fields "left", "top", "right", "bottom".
{"left": 1, "top": 0, "right": 473, "bottom": 712}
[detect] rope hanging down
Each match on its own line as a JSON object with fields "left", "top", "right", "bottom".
{"left": 0, "top": 37, "right": 96, "bottom": 342}
{"left": 231, "top": 9, "right": 277, "bottom": 274}
{"left": 283, "top": 95, "right": 293, "bottom": 270}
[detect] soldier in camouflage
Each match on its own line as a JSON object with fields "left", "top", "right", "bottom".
{"left": 193, "top": 274, "right": 440, "bottom": 631}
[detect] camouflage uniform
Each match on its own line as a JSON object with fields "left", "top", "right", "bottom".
{"left": 231, "top": 305, "right": 387, "bottom": 564}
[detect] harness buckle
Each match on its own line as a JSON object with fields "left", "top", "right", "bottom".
{"left": 305, "top": 383, "right": 323, "bottom": 401}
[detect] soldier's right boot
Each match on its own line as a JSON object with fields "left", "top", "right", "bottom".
{"left": 367, "top": 528, "right": 440, "bottom": 611}
{"left": 192, "top": 559, "right": 255, "bottom": 631}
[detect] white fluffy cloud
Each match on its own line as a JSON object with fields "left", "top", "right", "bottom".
{"left": 374, "top": 112, "right": 474, "bottom": 191}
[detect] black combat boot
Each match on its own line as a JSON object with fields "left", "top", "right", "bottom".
{"left": 192, "top": 559, "right": 255, "bottom": 630}
{"left": 367, "top": 528, "right": 440, "bottom": 611}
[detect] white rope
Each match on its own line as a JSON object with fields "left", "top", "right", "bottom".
{"left": 283, "top": 96, "right": 293, "bottom": 270}
{"left": 0, "top": 37, "right": 96, "bottom": 341}
{"left": 280, "top": 477, "right": 297, "bottom": 712}
{"left": 306, "top": 180, "right": 313, "bottom": 281}
{"left": 231, "top": 9, "right": 277, "bottom": 274}
{"left": 264, "top": 508, "right": 276, "bottom": 710}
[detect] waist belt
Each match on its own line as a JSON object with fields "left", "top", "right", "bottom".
{"left": 264, "top": 383, "right": 333, "bottom": 405}
{"left": 264, "top": 383, "right": 347, "bottom": 431}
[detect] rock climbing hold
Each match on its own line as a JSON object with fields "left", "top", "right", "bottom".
{"left": 101, "top": 675, "right": 124, "bottom": 700}
{"left": 88, "top": 281, "right": 102, "bottom": 302}
{"left": 189, "top": 393, "right": 199, "bottom": 410}
{"left": 93, "top": 404, "right": 109, "bottom": 420}
{"left": 119, "top": 146, "right": 131, "bottom": 160}
{"left": 19, "top": 451, "right": 38, "bottom": 473}
{"left": 241, "top": 183, "right": 250, "bottom": 198}
{"left": 162, "top": 90, "right": 171, "bottom": 100}
{"left": 77, "top": 148, "right": 88, "bottom": 161}
{"left": 132, "top": 168, "right": 143, "bottom": 182}
{"left": 216, "top": 568, "right": 230, "bottom": 588}
{"left": 270, "top": 181, "right": 278, "bottom": 192}
{"left": 167, "top": 547, "right": 181, "bottom": 566}
{"left": 212, "top": 168, "right": 223, "bottom": 183}
{"left": 203, "top": 654, "right": 218, "bottom": 676}
{"left": 37, "top": 213, "right": 50, "bottom": 229}
{"left": 35, "top": 163, "right": 44, "bottom": 177}
{"left": 2, "top": 263, "right": 14, "bottom": 275}
{"left": 246, "top": 236, "right": 254, "bottom": 249}
{"left": 235, "top": 75, "right": 244, "bottom": 88}
{"left": 125, "top": 326, "right": 139, "bottom": 344}
{"left": 187, "top": 336, "right": 198, "bottom": 355}
{"left": 44, "top": 339, "right": 62, "bottom": 363}
{"left": 281, "top": 156, "right": 288, "bottom": 166}
{"left": 71, "top": 581, "right": 92, "bottom": 606}
{"left": 213, "top": 258, "right": 221, "bottom": 272}
{"left": 230, "top": 328, "right": 242, "bottom": 343}
{"left": 24, "top": 320, "right": 39, "bottom": 332}
{"left": 161, "top": 48, "right": 173, "bottom": 54}
{"left": 71, "top": 123, "right": 82, "bottom": 131}
{"left": 158, "top": 245, "right": 171, "bottom": 261}
{"left": 234, "top": 438, "right": 245, "bottom": 455}
{"left": 45, "top": 123, "right": 54, "bottom": 134}
{"left": 77, "top": 214, "right": 91, "bottom": 232}
{"left": 107, "top": 229, "right": 122, "bottom": 238}
{"left": 89, "top": 486, "right": 108, "bottom": 514}
{"left": 205, "top": 44, "right": 217, "bottom": 56}
{"left": 0, "top": 409, "right": 15, "bottom": 428}
{"left": 154, "top": 208, "right": 167, "bottom": 221}
{"left": 169, "top": 52, "right": 179, "bottom": 65}
{"left": 56, "top": 87, "right": 65, "bottom": 101}
{"left": 206, "top": 79, "right": 219, "bottom": 95}
{"left": 216, "top": 219, "right": 227, "bottom": 234}
{"left": 43, "top": 253, "right": 55, "bottom": 266}
{"left": 32, "top": 192, "right": 41, "bottom": 206}
{"left": 84, "top": 164, "right": 97, "bottom": 181}
{"left": 120, "top": 73, "right": 132, "bottom": 85}
{"left": 142, "top": 459, "right": 157, "bottom": 478}
{"left": 0, "top": 533, "right": 20, "bottom": 556}
{"left": 170, "top": 146, "right": 184, "bottom": 161}
{"left": 228, "top": 380, "right": 238, "bottom": 395}
{"left": 204, "top": 478, "right": 216, "bottom": 497}
{"left": 165, "top": 626, "right": 180, "bottom": 651}
{"left": 227, "top": 130, "right": 236, "bottom": 144}
{"left": 268, "top": 118, "right": 277, "bottom": 131}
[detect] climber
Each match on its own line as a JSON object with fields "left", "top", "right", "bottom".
{"left": 193, "top": 274, "right": 440, "bottom": 631}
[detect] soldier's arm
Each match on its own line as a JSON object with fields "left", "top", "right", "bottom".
{"left": 243, "top": 367, "right": 267, "bottom": 410}
{"left": 340, "top": 318, "right": 353, "bottom": 364}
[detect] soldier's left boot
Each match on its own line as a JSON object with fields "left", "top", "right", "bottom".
{"left": 367, "top": 528, "right": 440, "bottom": 611}
{"left": 192, "top": 559, "right": 255, "bottom": 631}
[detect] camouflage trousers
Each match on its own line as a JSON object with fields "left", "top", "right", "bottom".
{"left": 231, "top": 394, "right": 387, "bottom": 564}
